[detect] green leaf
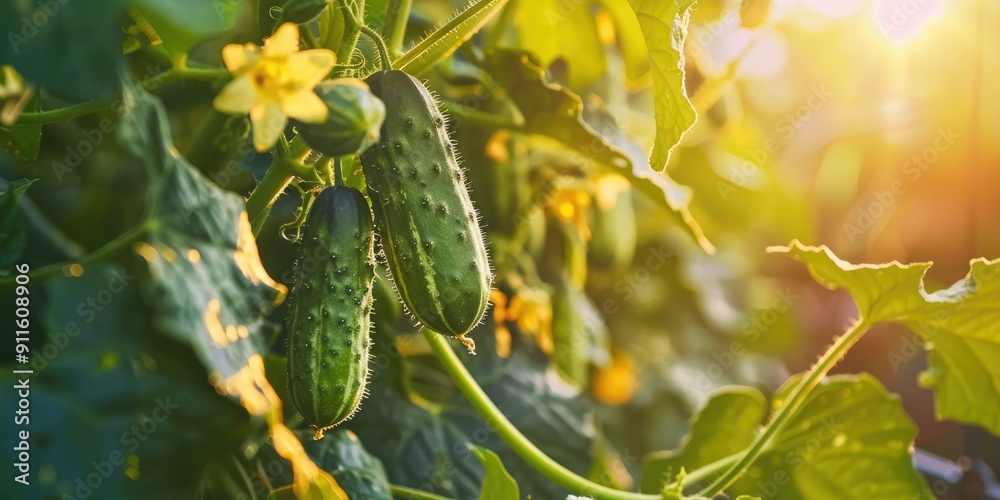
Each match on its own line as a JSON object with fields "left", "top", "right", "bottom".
{"left": 641, "top": 387, "right": 767, "bottom": 492}
{"left": 483, "top": 49, "right": 713, "bottom": 253}
{"left": 471, "top": 446, "right": 520, "bottom": 500}
{"left": 115, "top": 76, "right": 286, "bottom": 380}
{"left": 396, "top": 0, "right": 512, "bottom": 76}
{"left": 772, "top": 240, "right": 1000, "bottom": 436}
{"left": 0, "top": 93, "right": 42, "bottom": 160}
{"left": 643, "top": 375, "right": 931, "bottom": 498}
{"left": 257, "top": 424, "right": 393, "bottom": 499}
{"left": 495, "top": 0, "right": 606, "bottom": 88}
{"left": 0, "top": 178, "right": 37, "bottom": 272}
{"left": 130, "top": 0, "right": 239, "bottom": 59}
{"left": 1, "top": 265, "right": 252, "bottom": 499}
{"left": 626, "top": 0, "right": 698, "bottom": 170}
{"left": 0, "top": 0, "right": 125, "bottom": 101}
{"left": 347, "top": 317, "right": 593, "bottom": 499}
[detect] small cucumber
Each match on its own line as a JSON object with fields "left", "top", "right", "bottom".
{"left": 295, "top": 79, "right": 387, "bottom": 157}
{"left": 287, "top": 185, "right": 376, "bottom": 439}
{"left": 359, "top": 70, "right": 491, "bottom": 339}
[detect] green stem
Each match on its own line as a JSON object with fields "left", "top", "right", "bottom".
{"left": 16, "top": 99, "right": 114, "bottom": 124}
{"left": 697, "top": 319, "right": 870, "bottom": 497}
{"left": 332, "top": 157, "right": 344, "bottom": 186}
{"left": 360, "top": 24, "right": 393, "bottom": 70}
{"left": 300, "top": 24, "right": 321, "bottom": 49}
{"left": 440, "top": 101, "right": 524, "bottom": 130}
{"left": 389, "top": 485, "right": 454, "bottom": 500}
{"left": 662, "top": 450, "right": 741, "bottom": 491}
{"left": 246, "top": 161, "right": 296, "bottom": 236}
{"left": 422, "top": 329, "right": 657, "bottom": 500}
{"left": 333, "top": 0, "right": 364, "bottom": 78}
{"left": 384, "top": 0, "right": 413, "bottom": 56}
{"left": 0, "top": 220, "right": 149, "bottom": 286}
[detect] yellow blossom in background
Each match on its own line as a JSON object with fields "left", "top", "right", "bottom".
{"left": 507, "top": 288, "right": 554, "bottom": 354}
{"left": 213, "top": 23, "right": 335, "bottom": 152}
{"left": 592, "top": 351, "right": 638, "bottom": 405}
{"left": 0, "top": 66, "right": 33, "bottom": 126}
{"left": 545, "top": 185, "right": 592, "bottom": 241}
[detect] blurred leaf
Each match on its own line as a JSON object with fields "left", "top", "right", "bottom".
{"left": 483, "top": 49, "right": 713, "bottom": 253}
{"left": 115, "top": 76, "right": 287, "bottom": 380}
{"left": 130, "top": 0, "right": 239, "bottom": 58}
{"left": 471, "top": 446, "right": 520, "bottom": 500}
{"left": 773, "top": 241, "right": 1000, "bottom": 436}
{"left": 0, "top": 93, "right": 42, "bottom": 160}
{"left": 641, "top": 387, "right": 766, "bottom": 492}
{"left": 259, "top": 427, "right": 394, "bottom": 499}
{"left": 626, "top": 0, "right": 697, "bottom": 170}
{"left": 0, "top": 0, "right": 125, "bottom": 101}
{"left": 597, "top": 0, "right": 650, "bottom": 81}
{"left": 643, "top": 375, "right": 931, "bottom": 498}
{"left": 0, "top": 178, "right": 36, "bottom": 273}
{"left": 0, "top": 265, "right": 252, "bottom": 499}
{"left": 496, "top": 0, "right": 606, "bottom": 88}
{"left": 347, "top": 318, "right": 593, "bottom": 499}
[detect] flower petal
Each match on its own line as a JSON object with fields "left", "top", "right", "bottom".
{"left": 264, "top": 23, "right": 300, "bottom": 57}
{"left": 213, "top": 75, "right": 257, "bottom": 114}
{"left": 222, "top": 43, "right": 259, "bottom": 73}
{"left": 282, "top": 90, "right": 327, "bottom": 124}
{"left": 250, "top": 102, "right": 287, "bottom": 152}
{"left": 287, "top": 49, "right": 337, "bottom": 89}
{"left": 287, "top": 49, "right": 336, "bottom": 88}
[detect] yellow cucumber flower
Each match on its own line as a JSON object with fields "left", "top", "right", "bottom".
{"left": 213, "top": 23, "right": 335, "bottom": 152}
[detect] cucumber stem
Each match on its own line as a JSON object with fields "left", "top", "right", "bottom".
{"left": 360, "top": 25, "right": 394, "bottom": 71}
{"left": 422, "top": 328, "right": 658, "bottom": 500}
{"left": 333, "top": 157, "right": 345, "bottom": 186}
{"left": 384, "top": 0, "right": 413, "bottom": 56}
{"left": 697, "top": 319, "right": 870, "bottom": 496}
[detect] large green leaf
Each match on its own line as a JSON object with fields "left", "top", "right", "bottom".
{"left": 625, "top": 0, "right": 697, "bottom": 170}
{"left": 130, "top": 0, "right": 239, "bottom": 58}
{"left": 0, "top": 178, "right": 37, "bottom": 273}
{"left": 115, "top": 77, "right": 286, "bottom": 380}
{"left": 471, "top": 446, "right": 520, "bottom": 500}
{"left": 773, "top": 241, "right": 1000, "bottom": 436}
{"left": 0, "top": 0, "right": 126, "bottom": 101}
{"left": 483, "top": 49, "right": 713, "bottom": 253}
{"left": 257, "top": 425, "right": 394, "bottom": 499}
{"left": 495, "top": 0, "right": 607, "bottom": 88}
{"left": 641, "top": 387, "right": 766, "bottom": 492}
{"left": 0, "top": 265, "right": 252, "bottom": 499}
{"left": 642, "top": 375, "right": 931, "bottom": 498}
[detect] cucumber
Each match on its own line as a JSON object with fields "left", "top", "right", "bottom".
{"left": 295, "top": 79, "right": 386, "bottom": 157}
{"left": 287, "top": 185, "right": 376, "bottom": 439}
{"left": 359, "top": 70, "right": 491, "bottom": 339}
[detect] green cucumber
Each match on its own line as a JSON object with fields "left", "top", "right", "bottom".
{"left": 294, "top": 79, "right": 387, "bottom": 157}
{"left": 287, "top": 185, "right": 376, "bottom": 439}
{"left": 359, "top": 69, "right": 491, "bottom": 340}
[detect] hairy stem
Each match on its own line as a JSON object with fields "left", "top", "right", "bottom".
{"left": 697, "top": 319, "right": 870, "bottom": 496}
{"left": 360, "top": 25, "right": 394, "bottom": 71}
{"left": 384, "top": 0, "right": 413, "bottom": 56}
{"left": 422, "top": 328, "right": 657, "bottom": 500}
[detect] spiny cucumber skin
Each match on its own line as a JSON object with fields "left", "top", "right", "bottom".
{"left": 360, "top": 70, "right": 491, "bottom": 337}
{"left": 287, "top": 186, "right": 376, "bottom": 438}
